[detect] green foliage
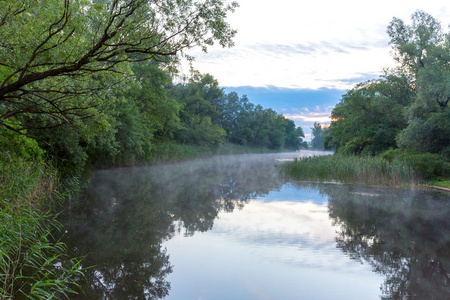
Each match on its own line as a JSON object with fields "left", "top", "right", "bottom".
{"left": 170, "top": 72, "right": 305, "bottom": 152}
{"left": 407, "top": 153, "right": 450, "bottom": 180}
{"left": 281, "top": 154, "right": 419, "bottom": 187}
{"left": 0, "top": 0, "right": 241, "bottom": 170}
{"left": 326, "top": 11, "right": 450, "bottom": 164}
{"left": 0, "top": 153, "right": 82, "bottom": 299}
{"left": 285, "top": 121, "right": 307, "bottom": 150}
{"left": 0, "top": 123, "right": 44, "bottom": 162}
{"left": 310, "top": 122, "right": 325, "bottom": 150}
{"left": 387, "top": 11, "right": 450, "bottom": 155}
{"left": 0, "top": 0, "right": 238, "bottom": 133}
{"left": 428, "top": 179, "right": 450, "bottom": 189}
{"left": 185, "top": 115, "right": 226, "bottom": 147}
{"left": 396, "top": 109, "right": 450, "bottom": 154}
{"left": 381, "top": 149, "right": 450, "bottom": 180}
{"left": 326, "top": 77, "right": 412, "bottom": 155}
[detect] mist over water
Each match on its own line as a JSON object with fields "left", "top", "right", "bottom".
{"left": 61, "top": 151, "right": 450, "bottom": 300}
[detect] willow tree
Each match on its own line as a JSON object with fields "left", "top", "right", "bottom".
{"left": 0, "top": 0, "right": 238, "bottom": 134}
{"left": 387, "top": 11, "right": 450, "bottom": 155}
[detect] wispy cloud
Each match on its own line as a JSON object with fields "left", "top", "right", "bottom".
{"left": 184, "top": 1, "right": 450, "bottom": 90}
{"left": 284, "top": 114, "right": 331, "bottom": 124}
{"left": 186, "top": 39, "right": 392, "bottom": 90}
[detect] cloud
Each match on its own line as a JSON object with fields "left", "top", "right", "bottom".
{"left": 185, "top": 39, "right": 392, "bottom": 90}
{"left": 253, "top": 40, "right": 385, "bottom": 58}
{"left": 183, "top": 0, "right": 450, "bottom": 91}
{"left": 210, "top": 199, "right": 373, "bottom": 273}
{"left": 284, "top": 114, "right": 331, "bottom": 123}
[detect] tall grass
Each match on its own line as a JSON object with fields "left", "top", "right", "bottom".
{"left": 280, "top": 154, "right": 420, "bottom": 187}
{"left": 0, "top": 153, "right": 82, "bottom": 299}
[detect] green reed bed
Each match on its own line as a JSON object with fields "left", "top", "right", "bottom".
{"left": 281, "top": 154, "right": 420, "bottom": 187}
{"left": 0, "top": 154, "right": 82, "bottom": 299}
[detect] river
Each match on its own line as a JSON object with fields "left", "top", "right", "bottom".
{"left": 61, "top": 151, "right": 450, "bottom": 300}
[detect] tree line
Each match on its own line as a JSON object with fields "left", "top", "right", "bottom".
{"left": 312, "top": 11, "right": 450, "bottom": 178}
{"left": 0, "top": 0, "right": 306, "bottom": 173}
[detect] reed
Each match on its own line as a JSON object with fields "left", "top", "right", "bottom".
{"left": 0, "top": 153, "right": 82, "bottom": 299}
{"left": 280, "top": 154, "right": 420, "bottom": 187}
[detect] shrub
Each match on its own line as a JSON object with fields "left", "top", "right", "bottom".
{"left": 381, "top": 149, "right": 450, "bottom": 180}
{"left": 407, "top": 153, "right": 450, "bottom": 180}
{"left": 0, "top": 126, "right": 44, "bottom": 162}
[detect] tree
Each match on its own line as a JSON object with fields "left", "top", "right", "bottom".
{"left": 284, "top": 119, "right": 307, "bottom": 150}
{"left": 325, "top": 75, "right": 414, "bottom": 155}
{"left": 387, "top": 11, "right": 450, "bottom": 155}
{"left": 170, "top": 72, "right": 226, "bottom": 147}
{"left": 0, "top": 0, "right": 238, "bottom": 134}
{"left": 310, "top": 122, "right": 325, "bottom": 150}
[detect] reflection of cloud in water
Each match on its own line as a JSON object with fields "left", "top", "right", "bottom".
{"left": 209, "top": 199, "right": 372, "bottom": 273}
{"left": 164, "top": 182, "right": 383, "bottom": 300}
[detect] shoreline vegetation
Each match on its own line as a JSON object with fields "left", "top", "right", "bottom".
{"left": 281, "top": 153, "right": 450, "bottom": 190}
{"left": 97, "top": 142, "right": 284, "bottom": 168}
{"left": 1, "top": 3, "right": 450, "bottom": 299}
{"left": 0, "top": 153, "right": 83, "bottom": 299}
{"left": 281, "top": 154, "right": 419, "bottom": 188}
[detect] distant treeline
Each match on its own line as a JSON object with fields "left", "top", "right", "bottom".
{"left": 311, "top": 11, "right": 450, "bottom": 179}
{"left": 0, "top": 0, "right": 308, "bottom": 175}
{"left": 1, "top": 63, "right": 307, "bottom": 173}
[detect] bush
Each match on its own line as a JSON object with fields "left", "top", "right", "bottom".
{"left": 407, "top": 153, "right": 450, "bottom": 180}
{"left": 0, "top": 127, "right": 44, "bottom": 162}
{"left": 381, "top": 149, "right": 450, "bottom": 180}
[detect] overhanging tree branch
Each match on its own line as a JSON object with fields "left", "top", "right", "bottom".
{"left": 0, "top": 0, "right": 238, "bottom": 134}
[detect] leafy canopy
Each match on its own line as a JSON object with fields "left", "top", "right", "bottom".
{"left": 0, "top": 0, "right": 238, "bottom": 132}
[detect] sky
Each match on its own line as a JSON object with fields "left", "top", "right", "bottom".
{"left": 183, "top": 0, "right": 450, "bottom": 138}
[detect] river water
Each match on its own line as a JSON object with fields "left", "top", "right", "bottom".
{"left": 62, "top": 151, "right": 450, "bottom": 300}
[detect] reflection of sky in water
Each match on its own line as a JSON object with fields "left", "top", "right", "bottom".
{"left": 256, "top": 182, "right": 329, "bottom": 205}
{"left": 163, "top": 184, "right": 383, "bottom": 300}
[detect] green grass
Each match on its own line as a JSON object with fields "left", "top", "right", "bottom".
{"left": 0, "top": 153, "right": 82, "bottom": 299}
{"left": 428, "top": 179, "right": 450, "bottom": 189}
{"left": 280, "top": 154, "right": 420, "bottom": 187}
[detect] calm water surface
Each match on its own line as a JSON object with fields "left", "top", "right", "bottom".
{"left": 62, "top": 151, "right": 450, "bottom": 300}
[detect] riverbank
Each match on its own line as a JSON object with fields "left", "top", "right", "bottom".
{"left": 280, "top": 154, "right": 449, "bottom": 188}
{"left": 427, "top": 179, "right": 450, "bottom": 192}
{"left": 0, "top": 153, "right": 82, "bottom": 299}
{"left": 148, "top": 142, "right": 281, "bottom": 164}
{"left": 428, "top": 185, "right": 450, "bottom": 192}
{"left": 91, "top": 142, "right": 286, "bottom": 169}
{"left": 280, "top": 154, "right": 418, "bottom": 187}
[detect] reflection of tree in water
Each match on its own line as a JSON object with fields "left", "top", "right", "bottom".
{"left": 62, "top": 154, "right": 286, "bottom": 299}
{"left": 293, "top": 183, "right": 450, "bottom": 300}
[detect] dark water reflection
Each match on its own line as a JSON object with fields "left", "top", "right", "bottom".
{"left": 61, "top": 152, "right": 450, "bottom": 299}
{"left": 321, "top": 184, "right": 450, "bottom": 300}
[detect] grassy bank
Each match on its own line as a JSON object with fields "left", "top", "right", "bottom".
{"left": 280, "top": 154, "right": 420, "bottom": 187}
{"left": 428, "top": 179, "right": 450, "bottom": 189}
{"left": 146, "top": 142, "right": 278, "bottom": 164}
{"left": 0, "top": 153, "right": 82, "bottom": 299}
